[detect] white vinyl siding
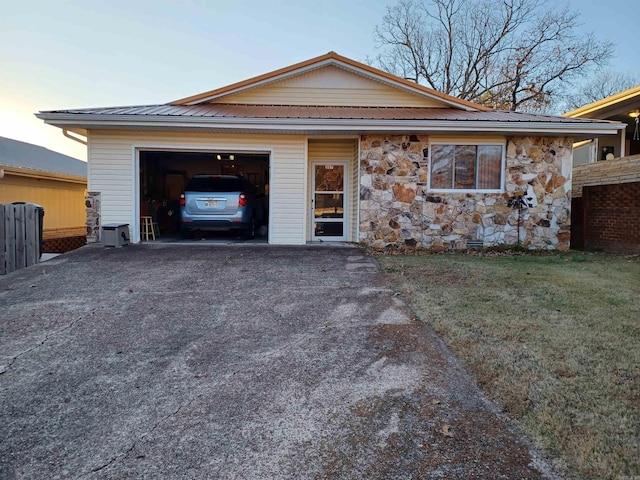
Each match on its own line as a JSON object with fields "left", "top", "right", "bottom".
{"left": 307, "top": 139, "right": 358, "bottom": 241}
{"left": 350, "top": 141, "right": 359, "bottom": 242}
{"left": 88, "top": 131, "right": 306, "bottom": 245}
{"left": 216, "top": 66, "right": 446, "bottom": 107}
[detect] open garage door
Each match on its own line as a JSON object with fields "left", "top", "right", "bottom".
{"left": 139, "top": 150, "right": 269, "bottom": 242}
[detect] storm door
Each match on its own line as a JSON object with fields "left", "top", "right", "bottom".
{"left": 311, "top": 162, "right": 347, "bottom": 241}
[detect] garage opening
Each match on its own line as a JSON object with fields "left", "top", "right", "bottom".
{"left": 139, "top": 150, "right": 270, "bottom": 241}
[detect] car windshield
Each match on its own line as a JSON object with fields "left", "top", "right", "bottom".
{"left": 185, "top": 176, "right": 243, "bottom": 193}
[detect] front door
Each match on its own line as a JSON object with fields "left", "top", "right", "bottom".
{"left": 312, "top": 162, "right": 347, "bottom": 241}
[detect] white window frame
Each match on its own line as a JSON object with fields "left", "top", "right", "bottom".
{"left": 428, "top": 141, "right": 506, "bottom": 194}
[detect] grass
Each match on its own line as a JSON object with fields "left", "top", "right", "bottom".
{"left": 377, "top": 251, "right": 640, "bottom": 480}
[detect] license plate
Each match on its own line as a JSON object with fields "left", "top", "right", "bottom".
{"left": 204, "top": 200, "right": 218, "bottom": 208}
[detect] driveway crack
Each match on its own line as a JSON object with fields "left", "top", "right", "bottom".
{"left": 76, "top": 394, "right": 198, "bottom": 479}
{"left": 0, "top": 310, "right": 95, "bottom": 376}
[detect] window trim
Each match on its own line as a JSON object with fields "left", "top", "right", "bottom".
{"left": 427, "top": 141, "right": 506, "bottom": 193}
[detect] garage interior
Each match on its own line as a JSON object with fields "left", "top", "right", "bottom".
{"left": 139, "top": 150, "right": 270, "bottom": 241}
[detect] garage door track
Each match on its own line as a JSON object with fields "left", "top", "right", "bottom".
{"left": 0, "top": 245, "right": 557, "bottom": 479}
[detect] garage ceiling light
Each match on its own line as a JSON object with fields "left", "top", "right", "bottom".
{"left": 216, "top": 154, "right": 235, "bottom": 161}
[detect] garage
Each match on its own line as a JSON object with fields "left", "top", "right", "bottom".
{"left": 139, "top": 150, "right": 270, "bottom": 241}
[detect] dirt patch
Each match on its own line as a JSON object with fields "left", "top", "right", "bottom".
{"left": 369, "top": 323, "right": 449, "bottom": 367}
{"left": 314, "top": 321, "right": 554, "bottom": 479}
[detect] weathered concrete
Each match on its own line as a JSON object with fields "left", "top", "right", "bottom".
{"left": 0, "top": 245, "right": 557, "bottom": 479}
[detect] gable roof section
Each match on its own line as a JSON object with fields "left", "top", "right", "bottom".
{"left": 0, "top": 136, "right": 87, "bottom": 178}
{"left": 36, "top": 52, "right": 625, "bottom": 138}
{"left": 563, "top": 84, "right": 640, "bottom": 119}
{"left": 170, "top": 51, "right": 488, "bottom": 111}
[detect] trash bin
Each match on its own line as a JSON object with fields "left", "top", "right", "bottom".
{"left": 102, "top": 224, "right": 130, "bottom": 248}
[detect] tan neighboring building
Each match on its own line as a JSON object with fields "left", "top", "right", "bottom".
{"left": 0, "top": 136, "right": 87, "bottom": 252}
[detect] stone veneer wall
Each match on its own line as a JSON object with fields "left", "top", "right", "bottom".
{"left": 359, "top": 135, "right": 573, "bottom": 251}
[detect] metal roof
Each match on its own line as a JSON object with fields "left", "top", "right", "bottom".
{"left": 0, "top": 136, "right": 87, "bottom": 178}
{"left": 41, "top": 104, "right": 610, "bottom": 124}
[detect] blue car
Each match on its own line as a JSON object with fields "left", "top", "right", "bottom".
{"left": 180, "top": 175, "right": 258, "bottom": 239}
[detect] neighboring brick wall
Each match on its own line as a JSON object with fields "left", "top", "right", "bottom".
{"left": 573, "top": 154, "right": 640, "bottom": 198}
{"left": 582, "top": 182, "right": 640, "bottom": 253}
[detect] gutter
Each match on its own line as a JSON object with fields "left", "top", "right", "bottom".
{"left": 63, "top": 129, "right": 88, "bottom": 145}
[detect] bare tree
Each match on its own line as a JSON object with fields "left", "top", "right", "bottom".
{"left": 373, "top": 0, "right": 614, "bottom": 111}
{"left": 563, "top": 71, "right": 640, "bottom": 111}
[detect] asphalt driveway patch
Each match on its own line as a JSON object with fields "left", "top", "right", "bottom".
{"left": 0, "top": 245, "right": 558, "bottom": 479}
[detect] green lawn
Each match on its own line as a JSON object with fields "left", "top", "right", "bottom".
{"left": 377, "top": 251, "right": 640, "bottom": 480}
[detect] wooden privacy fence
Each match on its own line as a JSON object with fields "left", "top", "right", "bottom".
{"left": 1, "top": 203, "right": 43, "bottom": 275}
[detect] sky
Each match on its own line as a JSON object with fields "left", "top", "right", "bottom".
{"left": 1, "top": 0, "right": 639, "bottom": 161}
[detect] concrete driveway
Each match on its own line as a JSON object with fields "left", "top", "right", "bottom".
{"left": 1, "top": 245, "right": 556, "bottom": 479}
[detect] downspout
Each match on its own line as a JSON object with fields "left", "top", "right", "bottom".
{"left": 63, "top": 129, "right": 87, "bottom": 145}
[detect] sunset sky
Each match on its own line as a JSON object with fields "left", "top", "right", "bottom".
{"left": 1, "top": 0, "right": 639, "bottom": 161}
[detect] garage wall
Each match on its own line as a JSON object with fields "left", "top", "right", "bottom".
{"left": 88, "top": 131, "right": 307, "bottom": 244}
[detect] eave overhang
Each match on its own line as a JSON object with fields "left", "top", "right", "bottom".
{"left": 36, "top": 112, "right": 624, "bottom": 139}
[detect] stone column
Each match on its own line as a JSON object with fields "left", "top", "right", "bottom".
{"left": 85, "top": 192, "right": 101, "bottom": 243}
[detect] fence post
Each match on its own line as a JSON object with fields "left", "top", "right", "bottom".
{"left": 25, "top": 205, "right": 39, "bottom": 267}
{"left": 15, "top": 204, "right": 26, "bottom": 269}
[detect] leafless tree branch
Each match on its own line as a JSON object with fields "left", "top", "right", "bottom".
{"left": 373, "top": 0, "right": 615, "bottom": 111}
